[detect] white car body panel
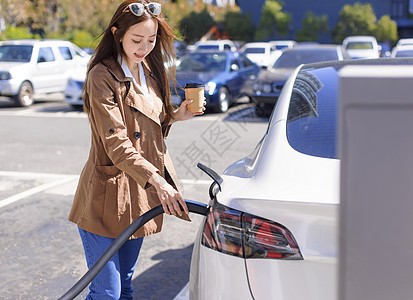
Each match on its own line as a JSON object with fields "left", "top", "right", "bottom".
{"left": 191, "top": 246, "right": 253, "bottom": 300}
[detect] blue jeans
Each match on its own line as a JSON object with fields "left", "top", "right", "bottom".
{"left": 78, "top": 227, "right": 144, "bottom": 299}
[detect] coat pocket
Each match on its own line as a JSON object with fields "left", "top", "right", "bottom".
{"left": 94, "top": 166, "right": 130, "bottom": 221}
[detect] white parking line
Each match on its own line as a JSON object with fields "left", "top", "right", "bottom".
{"left": 0, "top": 171, "right": 211, "bottom": 209}
{"left": 0, "top": 174, "right": 78, "bottom": 209}
{"left": 0, "top": 110, "right": 87, "bottom": 118}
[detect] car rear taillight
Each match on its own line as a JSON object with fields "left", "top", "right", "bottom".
{"left": 202, "top": 203, "right": 302, "bottom": 260}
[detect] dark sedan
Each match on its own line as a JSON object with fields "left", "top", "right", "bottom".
{"left": 252, "top": 45, "right": 350, "bottom": 116}
{"left": 172, "top": 51, "right": 260, "bottom": 113}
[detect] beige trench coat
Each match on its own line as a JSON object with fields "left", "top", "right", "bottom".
{"left": 68, "top": 57, "right": 188, "bottom": 239}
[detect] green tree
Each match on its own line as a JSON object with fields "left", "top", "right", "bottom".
{"left": 0, "top": 26, "right": 33, "bottom": 41}
{"left": 179, "top": 9, "right": 216, "bottom": 44}
{"left": 332, "top": 2, "right": 377, "bottom": 44}
{"left": 295, "top": 11, "right": 328, "bottom": 42}
{"left": 224, "top": 11, "right": 255, "bottom": 42}
{"left": 254, "top": 0, "right": 291, "bottom": 41}
{"left": 375, "top": 15, "right": 398, "bottom": 45}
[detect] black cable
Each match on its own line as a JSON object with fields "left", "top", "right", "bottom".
{"left": 58, "top": 200, "right": 209, "bottom": 300}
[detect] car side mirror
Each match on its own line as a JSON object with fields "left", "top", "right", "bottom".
{"left": 38, "top": 57, "right": 46, "bottom": 63}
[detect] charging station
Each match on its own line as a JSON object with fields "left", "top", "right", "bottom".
{"left": 339, "top": 64, "right": 413, "bottom": 299}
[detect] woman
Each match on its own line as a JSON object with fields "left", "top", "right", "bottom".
{"left": 68, "top": 1, "right": 204, "bottom": 298}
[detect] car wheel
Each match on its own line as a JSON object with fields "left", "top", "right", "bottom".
{"left": 14, "top": 81, "right": 34, "bottom": 107}
{"left": 215, "top": 87, "right": 230, "bottom": 113}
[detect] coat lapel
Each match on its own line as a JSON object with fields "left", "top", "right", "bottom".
{"left": 103, "top": 57, "right": 164, "bottom": 127}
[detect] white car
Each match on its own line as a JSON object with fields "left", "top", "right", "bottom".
{"left": 391, "top": 45, "right": 413, "bottom": 57}
{"left": 0, "top": 39, "right": 90, "bottom": 106}
{"left": 240, "top": 42, "right": 281, "bottom": 68}
{"left": 64, "top": 65, "right": 87, "bottom": 109}
{"left": 396, "top": 38, "right": 413, "bottom": 47}
{"left": 194, "top": 39, "right": 237, "bottom": 52}
{"left": 189, "top": 58, "right": 412, "bottom": 300}
{"left": 342, "top": 35, "right": 380, "bottom": 59}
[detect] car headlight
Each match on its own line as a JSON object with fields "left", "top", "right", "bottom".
{"left": 0, "top": 71, "right": 12, "bottom": 80}
{"left": 202, "top": 203, "right": 303, "bottom": 260}
{"left": 205, "top": 82, "right": 216, "bottom": 95}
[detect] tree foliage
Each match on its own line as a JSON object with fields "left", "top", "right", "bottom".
{"left": 254, "top": 0, "right": 291, "bottom": 41}
{"left": 223, "top": 11, "right": 255, "bottom": 42}
{"left": 332, "top": 2, "right": 377, "bottom": 44}
{"left": 179, "top": 9, "right": 216, "bottom": 43}
{"left": 295, "top": 11, "right": 328, "bottom": 42}
{"left": 332, "top": 2, "right": 398, "bottom": 44}
{"left": 375, "top": 15, "right": 398, "bottom": 44}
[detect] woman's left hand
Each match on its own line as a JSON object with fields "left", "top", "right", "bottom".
{"left": 172, "top": 99, "right": 206, "bottom": 123}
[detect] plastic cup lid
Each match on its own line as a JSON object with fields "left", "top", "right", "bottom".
{"left": 185, "top": 82, "right": 204, "bottom": 88}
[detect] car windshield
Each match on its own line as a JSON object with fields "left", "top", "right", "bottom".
{"left": 0, "top": 45, "right": 33, "bottom": 62}
{"left": 286, "top": 66, "right": 339, "bottom": 159}
{"left": 176, "top": 52, "right": 226, "bottom": 72}
{"left": 273, "top": 49, "right": 339, "bottom": 69}
{"left": 244, "top": 47, "right": 266, "bottom": 54}
{"left": 346, "top": 41, "right": 373, "bottom": 50}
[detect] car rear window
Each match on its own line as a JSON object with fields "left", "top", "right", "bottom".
{"left": 274, "top": 49, "right": 339, "bottom": 69}
{"left": 346, "top": 41, "right": 373, "bottom": 50}
{"left": 286, "top": 66, "right": 339, "bottom": 159}
{"left": 244, "top": 48, "right": 266, "bottom": 54}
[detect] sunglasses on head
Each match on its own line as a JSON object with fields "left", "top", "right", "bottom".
{"left": 124, "top": 2, "right": 162, "bottom": 17}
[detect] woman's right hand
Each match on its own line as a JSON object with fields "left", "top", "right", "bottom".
{"left": 148, "top": 172, "right": 189, "bottom": 216}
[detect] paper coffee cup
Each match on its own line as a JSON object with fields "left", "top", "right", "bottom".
{"left": 185, "top": 82, "right": 205, "bottom": 113}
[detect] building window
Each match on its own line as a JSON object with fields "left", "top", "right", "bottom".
{"left": 392, "top": 0, "right": 405, "bottom": 19}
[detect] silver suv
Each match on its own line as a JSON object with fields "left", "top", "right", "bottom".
{"left": 0, "top": 39, "right": 90, "bottom": 106}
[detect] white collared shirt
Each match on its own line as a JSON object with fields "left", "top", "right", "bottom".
{"left": 119, "top": 57, "right": 154, "bottom": 106}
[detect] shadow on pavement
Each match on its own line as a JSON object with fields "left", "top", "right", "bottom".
{"left": 132, "top": 244, "right": 193, "bottom": 300}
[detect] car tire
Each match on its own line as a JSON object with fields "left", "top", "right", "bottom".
{"left": 14, "top": 81, "right": 34, "bottom": 107}
{"left": 215, "top": 87, "right": 230, "bottom": 113}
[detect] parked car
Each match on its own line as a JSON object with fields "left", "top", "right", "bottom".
{"left": 269, "top": 40, "right": 297, "bottom": 51}
{"left": 194, "top": 39, "right": 237, "bottom": 52}
{"left": 391, "top": 45, "right": 413, "bottom": 57}
{"left": 0, "top": 39, "right": 90, "bottom": 106}
{"left": 342, "top": 35, "right": 380, "bottom": 59}
{"left": 189, "top": 57, "right": 413, "bottom": 300}
{"left": 396, "top": 38, "right": 413, "bottom": 47}
{"left": 173, "top": 50, "right": 260, "bottom": 113}
{"left": 252, "top": 45, "right": 349, "bottom": 116}
{"left": 240, "top": 42, "right": 281, "bottom": 68}
{"left": 64, "top": 65, "right": 86, "bottom": 109}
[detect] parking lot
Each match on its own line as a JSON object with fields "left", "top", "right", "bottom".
{"left": 0, "top": 97, "right": 268, "bottom": 299}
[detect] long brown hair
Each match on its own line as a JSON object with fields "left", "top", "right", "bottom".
{"left": 83, "top": 0, "right": 176, "bottom": 124}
